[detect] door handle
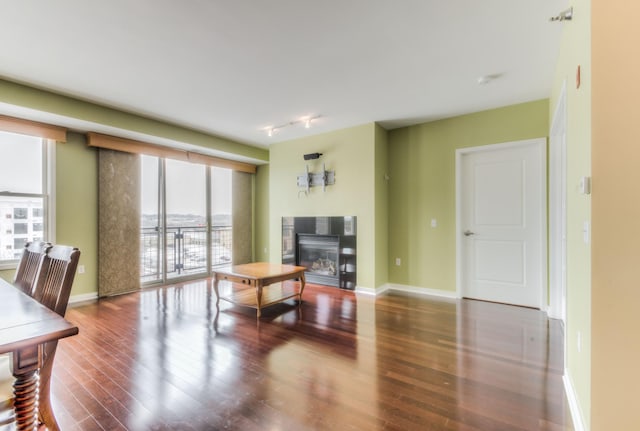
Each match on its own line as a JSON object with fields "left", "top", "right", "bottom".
{"left": 464, "top": 230, "right": 475, "bottom": 236}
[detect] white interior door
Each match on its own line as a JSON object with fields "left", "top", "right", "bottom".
{"left": 458, "top": 139, "right": 546, "bottom": 309}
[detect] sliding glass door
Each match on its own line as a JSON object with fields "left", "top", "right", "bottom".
{"left": 166, "top": 159, "right": 207, "bottom": 280}
{"left": 140, "top": 155, "right": 232, "bottom": 285}
{"left": 141, "top": 155, "right": 161, "bottom": 283}
{"left": 211, "top": 167, "right": 232, "bottom": 267}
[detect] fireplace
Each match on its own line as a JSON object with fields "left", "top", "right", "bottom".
{"left": 282, "top": 216, "right": 356, "bottom": 289}
{"left": 298, "top": 234, "right": 340, "bottom": 286}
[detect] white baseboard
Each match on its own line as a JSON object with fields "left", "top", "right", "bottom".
{"left": 563, "top": 371, "right": 586, "bottom": 431}
{"left": 69, "top": 292, "right": 98, "bottom": 304}
{"left": 388, "top": 283, "right": 458, "bottom": 299}
{"left": 355, "top": 283, "right": 457, "bottom": 299}
{"left": 354, "top": 285, "right": 378, "bottom": 295}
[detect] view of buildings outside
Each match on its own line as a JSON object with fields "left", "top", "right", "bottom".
{"left": 0, "top": 197, "right": 45, "bottom": 261}
{"left": 0, "top": 130, "right": 46, "bottom": 263}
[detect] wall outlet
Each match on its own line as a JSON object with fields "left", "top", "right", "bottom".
{"left": 395, "top": 258, "right": 401, "bottom": 266}
{"left": 78, "top": 265, "right": 85, "bottom": 274}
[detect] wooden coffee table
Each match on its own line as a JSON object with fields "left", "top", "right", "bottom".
{"left": 213, "top": 262, "right": 306, "bottom": 317}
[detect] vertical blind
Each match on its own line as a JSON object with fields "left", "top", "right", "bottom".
{"left": 232, "top": 171, "right": 253, "bottom": 264}
{"left": 97, "top": 149, "right": 141, "bottom": 296}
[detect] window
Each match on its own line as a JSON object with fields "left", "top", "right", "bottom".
{"left": 13, "top": 208, "right": 28, "bottom": 219}
{"left": 13, "top": 223, "right": 28, "bottom": 234}
{"left": 0, "top": 130, "right": 50, "bottom": 267}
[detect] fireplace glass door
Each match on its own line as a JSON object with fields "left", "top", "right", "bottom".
{"left": 297, "top": 234, "right": 340, "bottom": 287}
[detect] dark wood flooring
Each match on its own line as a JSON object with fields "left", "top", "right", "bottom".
{"left": 49, "top": 280, "right": 573, "bottom": 430}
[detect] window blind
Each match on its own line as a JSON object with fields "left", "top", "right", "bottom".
{"left": 87, "top": 132, "right": 256, "bottom": 174}
{"left": 0, "top": 114, "right": 66, "bottom": 142}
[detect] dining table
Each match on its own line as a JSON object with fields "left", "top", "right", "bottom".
{"left": 0, "top": 276, "right": 79, "bottom": 431}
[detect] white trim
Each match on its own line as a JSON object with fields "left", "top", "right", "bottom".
{"left": 356, "top": 283, "right": 458, "bottom": 299}
{"left": 388, "top": 283, "right": 458, "bottom": 299}
{"left": 355, "top": 285, "right": 382, "bottom": 296}
{"left": 69, "top": 292, "right": 98, "bottom": 304}
{"left": 549, "top": 81, "right": 568, "bottom": 323}
{"left": 563, "top": 371, "right": 587, "bottom": 431}
{"left": 455, "top": 138, "right": 548, "bottom": 309}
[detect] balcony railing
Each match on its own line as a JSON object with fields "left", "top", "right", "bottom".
{"left": 141, "top": 225, "right": 232, "bottom": 282}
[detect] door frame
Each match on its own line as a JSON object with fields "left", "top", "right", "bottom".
{"left": 549, "top": 81, "right": 568, "bottom": 322}
{"left": 455, "top": 138, "right": 548, "bottom": 309}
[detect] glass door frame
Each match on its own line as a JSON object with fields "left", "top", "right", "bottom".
{"left": 143, "top": 158, "right": 226, "bottom": 287}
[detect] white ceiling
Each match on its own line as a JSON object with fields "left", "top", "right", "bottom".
{"left": 0, "top": 0, "right": 567, "bottom": 149}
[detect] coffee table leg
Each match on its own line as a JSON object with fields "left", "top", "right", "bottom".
{"left": 299, "top": 272, "right": 306, "bottom": 300}
{"left": 256, "top": 285, "right": 263, "bottom": 318}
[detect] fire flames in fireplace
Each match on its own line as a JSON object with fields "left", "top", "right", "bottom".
{"left": 311, "top": 258, "right": 337, "bottom": 276}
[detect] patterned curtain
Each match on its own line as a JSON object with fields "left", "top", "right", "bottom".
{"left": 97, "top": 148, "right": 141, "bottom": 296}
{"left": 232, "top": 171, "right": 253, "bottom": 264}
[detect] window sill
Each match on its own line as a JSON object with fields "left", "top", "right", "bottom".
{"left": 0, "top": 262, "right": 18, "bottom": 271}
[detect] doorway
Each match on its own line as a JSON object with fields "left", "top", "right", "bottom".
{"left": 456, "top": 139, "right": 547, "bottom": 308}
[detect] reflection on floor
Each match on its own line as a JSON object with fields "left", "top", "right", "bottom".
{"left": 51, "top": 280, "right": 573, "bottom": 430}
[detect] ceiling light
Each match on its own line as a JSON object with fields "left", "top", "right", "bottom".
{"left": 263, "top": 114, "right": 322, "bottom": 136}
{"left": 477, "top": 74, "right": 502, "bottom": 85}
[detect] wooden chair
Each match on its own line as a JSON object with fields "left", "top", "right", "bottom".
{"left": 0, "top": 245, "right": 81, "bottom": 430}
{"left": 13, "top": 241, "right": 51, "bottom": 296}
{"left": 1, "top": 241, "right": 51, "bottom": 427}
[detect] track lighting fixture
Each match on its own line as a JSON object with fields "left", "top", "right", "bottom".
{"left": 264, "top": 114, "right": 322, "bottom": 137}
{"left": 550, "top": 6, "right": 573, "bottom": 22}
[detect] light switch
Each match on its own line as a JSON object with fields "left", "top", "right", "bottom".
{"left": 431, "top": 219, "right": 437, "bottom": 228}
{"left": 579, "top": 176, "right": 591, "bottom": 194}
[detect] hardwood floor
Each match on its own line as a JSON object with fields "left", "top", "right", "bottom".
{"left": 50, "top": 280, "right": 573, "bottom": 430}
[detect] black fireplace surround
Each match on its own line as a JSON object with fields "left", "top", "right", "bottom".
{"left": 282, "top": 216, "right": 356, "bottom": 289}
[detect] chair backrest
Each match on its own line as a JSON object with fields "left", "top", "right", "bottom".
{"left": 33, "top": 245, "right": 81, "bottom": 317}
{"left": 13, "top": 241, "right": 51, "bottom": 296}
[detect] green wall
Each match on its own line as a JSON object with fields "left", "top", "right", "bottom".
{"left": 0, "top": 78, "right": 268, "bottom": 163}
{"left": 56, "top": 133, "right": 98, "bottom": 296}
{"left": 374, "top": 124, "right": 389, "bottom": 289}
{"left": 550, "top": 0, "right": 592, "bottom": 428}
{"left": 387, "top": 99, "right": 549, "bottom": 291}
{"left": 268, "top": 124, "right": 381, "bottom": 289}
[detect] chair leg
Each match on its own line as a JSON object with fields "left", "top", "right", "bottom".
{"left": 37, "top": 342, "right": 60, "bottom": 431}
